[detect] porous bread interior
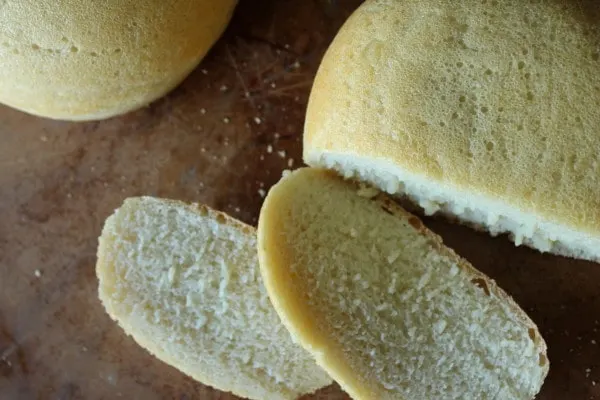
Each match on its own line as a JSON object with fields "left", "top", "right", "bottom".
{"left": 303, "top": 0, "right": 600, "bottom": 258}
{"left": 0, "top": 0, "right": 236, "bottom": 120}
{"left": 308, "top": 151, "right": 600, "bottom": 263}
{"left": 258, "top": 168, "right": 548, "bottom": 400}
{"left": 96, "top": 197, "right": 330, "bottom": 400}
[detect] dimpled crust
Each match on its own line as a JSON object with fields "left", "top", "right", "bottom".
{"left": 304, "top": 0, "right": 600, "bottom": 262}
{"left": 0, "top": 0, "right": 236, "bottom": 120}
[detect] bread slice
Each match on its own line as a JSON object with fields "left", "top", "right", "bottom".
{"left": 304, "top": 0, "right": 600, "bottom": 262}
{"left": 96, "top": 197, "right": 331, "bottom": 400}
{"left": 258, "top": 168, "right": 549, "bottom": 400}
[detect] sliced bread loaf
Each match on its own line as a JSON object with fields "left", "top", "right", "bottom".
{"left": 304, "top": 0, "right": 600, "bottom": 262}
{"left": 258, "top": 168, "right": 549, "bottom": 400}
{"left": 96, "top": 197, "right": 331, "bottom": 400}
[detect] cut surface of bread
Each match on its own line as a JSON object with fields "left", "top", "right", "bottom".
{"left": 258, "top": 168, "right": 549, "bottom": 400}
{"left": 0, "top": 0, "right": 236, "bottom": 120}
{"left": 304, "top": 0, "right": 600, "bottom": 262}
{"left": 97, "top": 197, "right": 331, "bottom": 400}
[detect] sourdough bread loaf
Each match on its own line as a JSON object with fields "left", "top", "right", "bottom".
{"left": 0, "top": 0, "right": 236, "bottom": 120}
{"left": 304, "top": 0, "right": 600, "bottom": 262}
{"left": 258, "top": 168, "right": 549, "bottom": 400}
{"left": 96, "top": 197, "right": 331, "bottom": 400}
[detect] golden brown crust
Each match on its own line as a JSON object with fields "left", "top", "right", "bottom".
{"left": 304, "top": 0, "right": 600, "bottom": 235}
{"left": 0, "top": 0, "right": 237, "bottom": 120}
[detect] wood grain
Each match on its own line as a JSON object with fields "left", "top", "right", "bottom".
{"left": 0, "top": 1, "right": 598, "bottom": 399}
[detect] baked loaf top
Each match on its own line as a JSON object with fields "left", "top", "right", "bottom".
{"left": 258, "top": 168, "right": 549, "bottom": 400}
{"left": 305, "top": 0, "right": 600, "bottom": 238}
{"left": 0, "top": 0, "right": 236, "bottom": 120}
{"left": 97, "top": 197, "right": 331, "bottom": 400}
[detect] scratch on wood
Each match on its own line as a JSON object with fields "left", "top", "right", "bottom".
{"left": 226, "top": 44, "right": 256, "bottom": 109}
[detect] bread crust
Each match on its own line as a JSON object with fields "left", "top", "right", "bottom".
{"left": 304, "top": 0, "right": 600, "bottom": 237}
{"left": 0, "top": 0, "right": 237, "bottom": 120}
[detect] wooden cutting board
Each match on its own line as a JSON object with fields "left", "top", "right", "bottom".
{"left": 0, "top": 1, "right": 599, "bottom": 399}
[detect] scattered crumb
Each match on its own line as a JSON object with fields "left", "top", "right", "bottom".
{"left": 270, "top": 82, "right": 277, "bottom": 88}
{"left": 593, "top": 381, "right": 597, "bottom": 386}
{"left": 258, "top": 189, "right": 266, "bottom": 198}
{"left": 40, "top": 135, "right": 48, "bottom": 142}
{"left": 282, "top": 169, "right": 292, "bottom": 178}
{"left": 67, "top": 193, "right": 72, "bottom": 199}
{"left": 284, "top": 44, "right": 290, "bottom": 49}
{"left": 259, "top": 155, "right": 264, "bottom": 161}
{"left": 287, "top": 158, "right": 294, "bottom": 167}
{"left": 201, "top": 147, "right": 206, "bottom": 152}
{"left": 201, "top": 69, "right": 208, "bottom": 75}
{"left": 274, "top": 133, "right": 280, "bottom": 139}
{"left": 235, "top": 207, "right": 240, "bottom": 213}
{"left": 259, "top": 182, "right": 265, "bottom": 188}
{"left": 266, "top": 145, "right": 273, "bottom": 153}
{"left": 254, "top": 116, "right": 262, "bottom": 124}
{"left": 349, "top": 228, "right": 358, "bottom": 238}
{"left": 200, "top": 108, "right": 206, "bottom": 115}
{"left": 34, "top": 269, "right": 42, "bottom": 278}
{"left": 220, "top": 85, "right": 228, "bottom": 92}
{"left": 277, "top": 150, "right": 286, "bottom": 158}
{"left": 593, "top": 340, "right": 597, "bottom": 345}
{"left": 223, "top": 117, "right": 230, "bottom": 124}
{"left": 244, "top": 91, "right": 251, "bottom": 98}
{"left": 293, "top": 60, "right": 301, "bottom": 69}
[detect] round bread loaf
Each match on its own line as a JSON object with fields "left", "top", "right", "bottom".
{"left": 304, "top": 0, "right": 600, "bottom": 262}
{"left": 0, "top": 0, "right": 237, "bottom": 120}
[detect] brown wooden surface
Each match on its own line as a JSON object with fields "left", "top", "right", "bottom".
{"left": 0, "top": 1, "right": 599, "bottom": 399}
